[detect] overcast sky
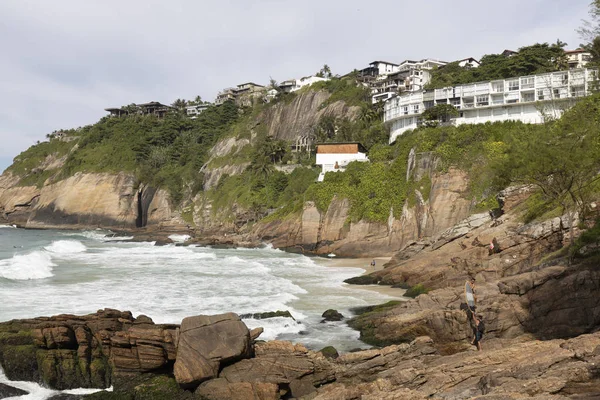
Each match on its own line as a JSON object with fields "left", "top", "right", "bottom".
{"left": 0, "top": 0, "right": 591, "bottom": 172}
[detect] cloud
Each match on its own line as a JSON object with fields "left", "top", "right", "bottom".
{"left": 0, "top": 0, "right": 590, "bottom": 172}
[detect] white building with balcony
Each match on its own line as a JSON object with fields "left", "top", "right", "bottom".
{"left": 384, "top": 68, "right": 595, "bottom": 143}
{"left": 371, "top": 58, "right": 447, "bottom": 104}
{"left": 566, "top": 49, "right": 592, "bottom": 69}
{"left": 315, "top": 143, "right": 369, "bottom": 182}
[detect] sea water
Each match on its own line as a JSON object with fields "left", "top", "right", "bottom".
{"left": 0, "top": 225, "right": 397, "bottom": 398}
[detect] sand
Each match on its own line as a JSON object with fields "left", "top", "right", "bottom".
{"left": 315, "top": 256, "right": 408, "bottom": 299}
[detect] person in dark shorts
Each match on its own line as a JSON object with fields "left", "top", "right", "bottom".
{"left": 472, "top": 315, "right": 485, "bottom": 351}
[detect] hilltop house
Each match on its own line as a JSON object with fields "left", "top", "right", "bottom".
{"left": 215, "top": 82, "right": 266, "bottom": 106}
{"left": 185, "top": 103, "right": 211, "bottom": 118}
{"left": 278, "top": 75, "right": 329, "bottom": 93}
{"left": 315, "top": 142, "right": 369, "bottom": 182}
{"left": 566, "top": 49, "right": 592, "bottom": 69}
{"left": 457, "top": 57, "right": 480, "bottom": 68}
{"left": 370, "top": 58, "right": 447, "bottom": 104}
{"left": 104, "top": 101, "right": 171, "bottom": 118}
{"left": 384, "top": 68, "right": 595, "bottom": 143}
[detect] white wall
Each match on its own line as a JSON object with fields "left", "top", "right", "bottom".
{"left": 316, "top": 153, "right": 369, "bottom": 181}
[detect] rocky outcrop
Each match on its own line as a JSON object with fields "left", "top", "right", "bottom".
{"left": 259, "top": 91, "right": 360, "bottom": 142}
{"left": 174, "top": 313, "right": 252, "bottom": 388}
{"left": 252, "top": 166, "right": 475, "bottom": 257}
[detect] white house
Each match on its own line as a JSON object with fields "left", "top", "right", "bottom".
{"left": 457, "top": 57, "right": 480, "bottom": 68}
{"left": 371, "top": 58, "right": 447, "bottom": 104}
{"left": 278, "top": 76, "right": 329, "bottom": 93}
{"left": 185, "top": 103, "right": 211, "bottom": 118}
{"left": 384, "top": 68, "right": 595, "bottom": 143}
{"left": 315, "top": 143, "right": 369, "bottom": 182}
{"left": 565, "top": 49, "right": 592, "bottom": 69}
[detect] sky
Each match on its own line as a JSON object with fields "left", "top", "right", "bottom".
{"left": 0, "top": 0, "right": 592, "bottom": 172}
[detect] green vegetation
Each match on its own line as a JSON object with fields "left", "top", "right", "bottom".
{"left": 57, "top": 101, "right": 239, "bottom": 203}
{"left": 308, "top": 76, "right": 371, "bottom": 107}
{"left": 404, "top": 284, "right": 429, "bottom": 298}
{"left": 426, "top": 42, "right": 568, "bottom": 89}
{"left": 7, "top": 136, "right": 76, "bottom": 186}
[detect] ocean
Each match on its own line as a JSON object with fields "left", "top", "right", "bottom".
{"left": 0, "top": 224, "right": 397, "bottom": 399}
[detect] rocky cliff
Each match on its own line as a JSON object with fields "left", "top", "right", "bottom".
{"left": 0, "top": 171, "right": 182, "bottom": 230}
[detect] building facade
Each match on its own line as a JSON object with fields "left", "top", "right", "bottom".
{"left": 315, "top": 143, "right": 369, "bottom": 182}
{"left": 566, "top": 49, "right": 592, "bottom": 69}
{"left": 185, "top": 103, "right": 211, "bottom": 118}
{"left": 370, "top": 59, "right": 447, "bottom": 104}
{"left": 384, "top": 68, "right": 595, "bottom": 143}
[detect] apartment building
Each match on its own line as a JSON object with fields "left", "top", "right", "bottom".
{"left": 385, "top": 68, "right": 595, "bottom": 143}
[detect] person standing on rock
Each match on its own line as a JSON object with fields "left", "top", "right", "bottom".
{"left": 472, "top": 315, "right": 485, "bottom": 351}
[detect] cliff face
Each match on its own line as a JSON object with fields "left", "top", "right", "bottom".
{"left": 259, "top": 90, "right": 360, "bottom": 141}
{"left": 251, "top": 164, "right": 474, "bottom": 257}
{"left": 0, "top": 171, "right": 181, "bottom": 230}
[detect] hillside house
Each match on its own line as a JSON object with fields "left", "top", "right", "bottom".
{"left": 315, "top": 142, "right": 369, "bottom": 182}
{"left": 104, "top": 101, "right": 171, "bottom": 118}
{"left": 186, "top": 103, "right": 211, "bottom": 118}
{"left": 566, "top": 49, "right": 592, "bottom": 69}
{"left": 371, "top": 58, "right": 447, "bottom": 104}
{"left": 215, "top": 88, "right": 236, "bottom": 105}
{"left": 384, "top": 68, "right": 596, "bottom": 143}
{"left": 457, "top": 57, "right": 480, "bottom": 68}
{"left": 278, "top": 76, "right": 329, "bottom": 93}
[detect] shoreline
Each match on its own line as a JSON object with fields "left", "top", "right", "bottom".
{"left": 314, "top": 256, "right": 408, "bottom": 299}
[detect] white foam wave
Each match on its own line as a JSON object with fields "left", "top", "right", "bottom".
{"left": 169, "top": 234, "right": 191, "bottom": 243}
{"left": 243, "top": 317, "right": 306, "bottom": 341}
{"left": 63, "top": 230, "right": 134, "bottom": 242}
{"left": 44, "top": 240, "right": 87, "bottom": 254}
{"left": 0, "top": 251, "right": 55, "bottom": 280}
{"left": 0, "top": 224, "right": 16, "bottom": 229}
{"left": 0, "top": 365, "right": 111, "bottom": 400}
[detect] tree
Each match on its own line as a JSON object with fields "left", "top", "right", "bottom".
{"left": 507, "top": 94, "right": 600, "bottom": 243}
{"left": 171, "top": 99, "right": 187, "bottom": 110}
{"left": 421, "top": 104, "right": 459, "bottom": 127}
{"left": 316, "top": 64, "right": 332, "bottom": 79}
{"left": 578, "top": 0, "right": 600, "bottom": 44}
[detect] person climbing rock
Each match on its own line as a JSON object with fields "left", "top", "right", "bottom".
{"left": 472, "top": 315, "right": 485, "bottom": 351}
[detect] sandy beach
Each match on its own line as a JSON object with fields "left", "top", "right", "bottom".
{"left": 315, "top": 256, "right": 408, "bottom": 299}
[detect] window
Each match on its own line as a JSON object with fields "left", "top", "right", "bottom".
{"left": 537, "top": 89, "right": 545, "bottom": 100}
{"left": 522, "top": 92, "right": 534, "bottom": 102}
{"left": 553, "top": 88, "right": 561, "bottom": 99}
{"left": 521, "top": 77, "right": 534, "bottom": 89}
{"left": 508, "top": 80, "right": 519, "bottom": 91}
{"left": 476, "top": 95, "right": 489, "bottom": 106}
{"left": 413, "top": 104, "right": 420, "bottom": 113}
{"left": 506, "top": 99, "right": 519, "bottom": 104}
{"left": 403, "top": 106, "right": 409, "bottom": 115}
{"left": 424, "top": 101, "right": 434, "bottom": 110}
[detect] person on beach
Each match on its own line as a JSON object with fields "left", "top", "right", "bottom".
{"left": 472, "top": 315, "right": 485, "bottom": 351}
{"left": 370, "top": 259, "right": 376, "bottom": 269}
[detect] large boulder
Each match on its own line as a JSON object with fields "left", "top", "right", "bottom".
{"left": 173, "top": 313, "right": 252, "bottom": 389}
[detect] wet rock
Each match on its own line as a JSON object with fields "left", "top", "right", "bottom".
{"left": 239, "top": 310, "right": 295, "bottom": 320}
{"left": 318, "top": 346, "right": 339, "bottom": 359}
{"left": 249, "top": 327, "right": 263, "bottom": 341}
{"left": 0, "top": 382, "right": 28, "bottom": 397}
{"left": 321, "top": 309, "right": 344, "bottom": 322}
{"left": 173, "top": 313, "right": 252, "bottom": 389}
{"left": 343, "top": 275, "right": 381, "bottom": 285}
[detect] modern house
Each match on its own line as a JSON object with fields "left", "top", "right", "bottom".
{"left": 185, "top": 103, "right": 211, "bottom": 118}
{"left": 359, "top": 61, "right": 400, "bottom": 79}
{"left": 104, "top": 102, "right": 171, "bottom": 118}
{"left": 215, "top": 88, "right": 236, "bottom": 105}
{"left": 384, "top": 68, "right": 596, "bottom": 143}
{"left": 315, "top": 142, "right": 369, "bottom": 182}
{"left": 277, "top": 76, "right": 329, "bottom": 93}
{"left": 457, "top": 57, "right": 480, "bottom": 68}
{"left": 370, "top": 58, "right": 447, "bottom": 104}
{"left": 566, "top": 49, "right": 592, "bottom": 69}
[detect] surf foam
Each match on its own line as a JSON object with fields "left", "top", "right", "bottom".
{"left": 0, "top": 251, "right": 55, "bottom": 280}
{"left": 45, "top": 240, "right": 87, "bottom": 254}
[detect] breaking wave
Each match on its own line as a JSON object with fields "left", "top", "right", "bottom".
{"left": 0, "top": 251, "right": 55, "bottom": 280}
